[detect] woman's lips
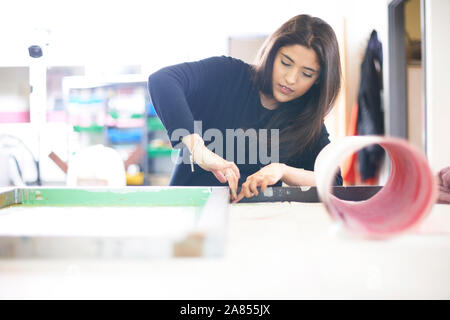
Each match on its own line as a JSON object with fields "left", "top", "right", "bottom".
{"left": 278, "top": 84, "right": 293, "bottom": 95}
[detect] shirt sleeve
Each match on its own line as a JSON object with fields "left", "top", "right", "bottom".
{"left": 148, "top": 56, "right": 233, "bottom": 148}
{"left": 289, "top": 125, "right": 343, "bottom": 186}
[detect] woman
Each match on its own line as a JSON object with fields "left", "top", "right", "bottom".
{"left": 148, "top": 14, "right": 343, "bottom": 202}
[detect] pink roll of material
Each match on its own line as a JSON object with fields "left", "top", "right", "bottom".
{"left": 315, "top": 136, "right": 437, "bottom": 237}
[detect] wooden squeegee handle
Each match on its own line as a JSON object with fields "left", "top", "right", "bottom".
{"left": 48, "top": 152, "right": 68, "bottom": 174}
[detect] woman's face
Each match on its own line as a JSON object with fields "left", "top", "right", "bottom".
{"left": 271, "top": 44, "right": 320, "bottom": 103}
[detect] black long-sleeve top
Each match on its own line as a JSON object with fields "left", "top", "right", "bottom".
{"left": 148, "top": 55, "right": 342, "bottom": 187}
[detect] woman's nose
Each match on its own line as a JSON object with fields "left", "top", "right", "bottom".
{"left": 284, "top": 70, "right": 297, "bottom": 85}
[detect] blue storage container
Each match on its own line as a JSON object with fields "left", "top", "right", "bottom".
{"left": 107, "top": 128, "right": 142, "bottom": 144}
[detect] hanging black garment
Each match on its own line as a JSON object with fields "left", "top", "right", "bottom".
{"left": 357, "top": 30, "right": 385, "bottom": 181}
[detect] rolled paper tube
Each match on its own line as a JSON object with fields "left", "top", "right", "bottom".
{"left": 315, "top": 136, "right": 438, "bottom": 237}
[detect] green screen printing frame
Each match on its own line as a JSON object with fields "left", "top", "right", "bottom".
{"left": 0, "top": 186, "right": 229, "bottom": 259}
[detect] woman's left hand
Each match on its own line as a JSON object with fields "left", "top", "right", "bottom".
{"left": 233, "top": 163, "right": 286, "bottom": 203}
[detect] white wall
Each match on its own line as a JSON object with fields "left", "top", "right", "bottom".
{"left": 425, "top": 0, "right": 450, "bottom": 172}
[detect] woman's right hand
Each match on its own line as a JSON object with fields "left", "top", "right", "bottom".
{"left": 183, "top": 134, "right": 240, "bottom": 200}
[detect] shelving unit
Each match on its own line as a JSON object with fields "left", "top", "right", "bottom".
{"left": 62, "top": 75, "right": 175, "bottom": 186}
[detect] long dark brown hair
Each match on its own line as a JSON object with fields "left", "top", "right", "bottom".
{"left": 252, "top": 14, "right": 341, "bottom": 161}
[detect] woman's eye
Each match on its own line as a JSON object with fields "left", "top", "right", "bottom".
{"left": 303, "top": 72, "right": 313, "bottom": 78}
{"left": 281, "top": 60, "right": 290, "bottom": 67}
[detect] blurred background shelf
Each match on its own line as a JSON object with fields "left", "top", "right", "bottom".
{"left": 61, "top": 74, "right": 174, "bottom": 186}
{"left": 0, "top": 67, "right": 30, "bottom": 123}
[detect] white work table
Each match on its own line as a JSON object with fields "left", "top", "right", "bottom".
{"left": 0, "top": 201, "right": 449, "bottom": 299}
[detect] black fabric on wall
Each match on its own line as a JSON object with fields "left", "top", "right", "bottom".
{"left": 357, "top": 30, "right": 385, "bottom": 181}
